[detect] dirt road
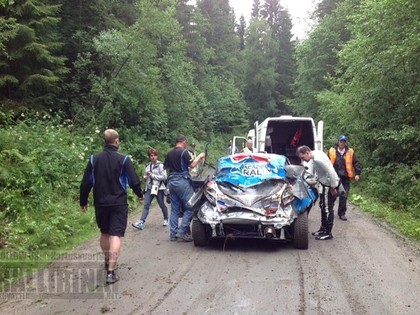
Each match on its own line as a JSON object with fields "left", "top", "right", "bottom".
{"left": 1, "top": 203, "right": 419, "bottom": 315}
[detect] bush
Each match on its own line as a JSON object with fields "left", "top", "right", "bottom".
{"left": 357, "top": 163, "right": 420, "bottom": 219}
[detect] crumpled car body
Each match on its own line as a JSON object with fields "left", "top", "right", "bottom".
{"left": 189, "top": 153, "right": 317, "bottom": 249}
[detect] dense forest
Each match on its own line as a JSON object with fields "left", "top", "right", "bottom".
{"left": 0, "top": 0, "right": 419, "bottom": 278}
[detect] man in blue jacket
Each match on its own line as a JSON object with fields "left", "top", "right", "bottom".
{"left": 80, "top": 129, "right": 143, "bottom": 284}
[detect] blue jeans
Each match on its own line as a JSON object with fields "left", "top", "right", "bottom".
{"left": 167, "top": 175, "right": 194, "bottom": 237}
{"left": 140, "top": 189, "right": 168, "bottom": 222}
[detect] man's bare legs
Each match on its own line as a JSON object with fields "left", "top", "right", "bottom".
{"left": 100, "top": 234, "right": 121, "bottom": 271}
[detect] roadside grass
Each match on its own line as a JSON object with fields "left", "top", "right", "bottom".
{"left": 350, "top": 190, "right": 420, "bottom": 241}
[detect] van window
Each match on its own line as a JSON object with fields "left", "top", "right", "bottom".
{"left": 265, "top": 120, "right": 314, "bottom": 164}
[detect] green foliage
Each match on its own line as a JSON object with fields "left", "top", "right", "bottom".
{"left": 197, "top": 0, "right": 240, "bottom": 64}
{"left": 291, "top": 0, "right": 352, "bottom": 120}
{"left": 0, "top": 113, "right": 94, "bottom": 219}
{"left": 191, "top": 0, "right": 249, "bottom": 132}
{"left": 91, "top": 28, "right": 168, "bottom": 134}
{"left": 0, "top": 0, "right": 13, "bottom": 7}
{"left": 0, "top": 15, "right": 17, "bottom": 58}
{"left": 135, "top": 0, "right": 202, "bottom": 140}
{"left": 0, "top": 113, "right": 91, "bottom": 282}
{"left": 351, "top": 187, "right": 420, "bottom": 240}
{"left": 0, "top": 105, "right": 14, "bottom": 125}
{"left": 314, "top": 0, "right": 346, "bottom": 21}
{"left": 314, "top": 0, "right": 420, "bottom": 233}
{"left": 332, "top": 0, "right": 420, "bottom": 166}
{"left": 0, "top": 0, "right": 67, "bottom": 109}
{"left": 356, "top": 163, "right": 420, "bottom": 219}
{"left": 199, "top": 73, "right": 249, "bottom": 134}
{"left": 243, "top": 18, "right": 279, "bottom": 122}
{"left": 54, "top": 0, "right": 139, "bottom": 126}
{"left": 274, "top": 6, "right": 295, "bottom": 113}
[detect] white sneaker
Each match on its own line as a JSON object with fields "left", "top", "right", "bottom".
{"left": 132, "top": 220, "right": 145, "bottom": 230}
{"left": 163, "top": 219, "right": 168, "bottom": 226}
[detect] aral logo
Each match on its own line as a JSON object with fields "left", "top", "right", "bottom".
{"left": 242, "top": 163, "right": 268, "bottom": 176}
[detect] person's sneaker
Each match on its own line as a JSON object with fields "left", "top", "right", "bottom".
{"left": 106, "top": 272, "right": 120, "bottom": 284}
{"left": 132, "top": 220, "right": 145, "bottom": 230}
{"left": 315, "top": 233, "right": 333, "bottom": 240}
{"left": 339, "top": 215, "right": 348, "bottom": 221}
{"left": 170, "top": 236, "right": 177, "bottom": 241}
{"left": 177, "top": 233, "right": 193, "bottom": 242}
{"left": 312, "top": 228, "right": 327, "bottom": 236}
{"left": 163, "top": 219, "right": 169, "bottom": 226}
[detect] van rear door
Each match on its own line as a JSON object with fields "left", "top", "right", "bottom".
{"left": 231, "top": 136, "right": 247, "bottom": 154}
{"left": 316, "top": 120, "right": 324, "bottom": 151}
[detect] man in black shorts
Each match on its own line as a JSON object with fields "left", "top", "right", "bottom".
{"left": 80, "top": 129, "right": 143, "bottom": 284}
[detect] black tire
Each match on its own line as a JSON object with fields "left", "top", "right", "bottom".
{"left": 192, "top": 218, "right": 211, "bottom": 246}
{"left": 293, "top": 211, "right": 309, "bottom": 249}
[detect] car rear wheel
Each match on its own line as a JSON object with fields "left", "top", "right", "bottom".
{"left": 293, "top": 211, "right": 309, "bottom": 249}
{"left": 192, "top": 218, "right": 211, "bottom": 246}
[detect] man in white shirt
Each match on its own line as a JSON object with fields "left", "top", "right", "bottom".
{"left": 242, "top": 139, "right": 257, "bottom": 154}
{"left": 297, "top": 145, "right": 340, "bottom": 240}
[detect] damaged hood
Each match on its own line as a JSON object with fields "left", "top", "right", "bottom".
{"left": 215, "top": 153, "right": 287, "bottom": 188}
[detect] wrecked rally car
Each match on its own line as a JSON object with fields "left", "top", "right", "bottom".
{"left": 189, "top": 153, "right": 317, "bottom": 249}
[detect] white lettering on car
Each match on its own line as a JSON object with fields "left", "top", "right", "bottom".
{"left": 241, "top": 163, "right": 269, "bottom": 176}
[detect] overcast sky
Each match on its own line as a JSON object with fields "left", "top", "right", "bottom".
{"left": 229, "top": 0, "right": 318, "bottom": 39}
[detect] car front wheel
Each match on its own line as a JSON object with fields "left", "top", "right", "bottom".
{"left": 192, "top": 218, "right": 211, "bottom": 246}
{"left": 293, "top": 211, "right": 309, "bottom": 249}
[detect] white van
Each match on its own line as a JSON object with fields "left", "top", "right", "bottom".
{"left": 232, "top": 115, "right": 324, "bottom": 165}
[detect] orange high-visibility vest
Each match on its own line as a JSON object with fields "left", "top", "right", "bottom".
{"left": 328, "top": 147, "right": 355, "bottom": 178}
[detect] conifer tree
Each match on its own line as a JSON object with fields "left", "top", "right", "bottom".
{"left": 251, "top": 0, "right": 262, "bottom": 18}
{"left": 0, "top": 0, "right": 67, "bottom": 110}
{"left": 261, "top": 0, "right": 295, "bottom": 114}
{"left": 238, "top": 15, "right": 246, "bottom": 51}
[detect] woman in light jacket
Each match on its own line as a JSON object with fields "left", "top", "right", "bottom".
{"left": 132, "top": 148, "right": 168, "bottom": 230}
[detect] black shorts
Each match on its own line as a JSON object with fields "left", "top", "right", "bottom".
{"left": 95, "top": 205, "right": 128, "bottom": 237}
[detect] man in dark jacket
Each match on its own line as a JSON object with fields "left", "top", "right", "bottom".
{"left": 328, "top": 135, "right": 362, "bottom": 221}
{"left": 80, "top": 129, "right": 143, "bottom": 284}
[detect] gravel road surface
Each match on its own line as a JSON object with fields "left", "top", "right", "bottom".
{"left": 0, "top": 203, "right": 419, "bottom": 315}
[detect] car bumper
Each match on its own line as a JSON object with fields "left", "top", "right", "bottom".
{"left": 197, "top": 201, "right": 297, "bottom": 228}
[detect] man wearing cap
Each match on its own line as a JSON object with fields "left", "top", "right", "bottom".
{"left": 328, "top": 135, "right": 362, "bottom": 221}
{"left": 164, "top": 135, "right": 205, "bottom": 242}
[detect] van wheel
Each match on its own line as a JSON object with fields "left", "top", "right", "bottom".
{"left": 293, "top": 211, "right": 308, "bottom": 249}
{"left": 192, "top": 218, "right": 211, "bottom": 246}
